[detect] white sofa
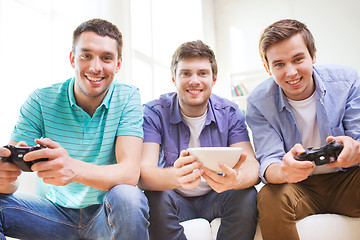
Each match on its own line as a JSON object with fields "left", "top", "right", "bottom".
{"left": 181, "top": 214, "right": 360, "bottom": 240}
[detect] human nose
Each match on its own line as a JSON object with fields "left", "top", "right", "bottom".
{"left": 89, "top": 57, "right": 102, "bottom": 73}
{"left": 189, "top": 74, "right": 200, "bottom": 85}
{"left": 285, "top": 64, "right": 298, "bottom": 77}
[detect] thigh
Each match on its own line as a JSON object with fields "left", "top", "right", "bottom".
{"left": 322, "top": 167, "right": 360, "bottom": 216}
{"left": 198, "top": 187, "right": 257, "bottom": 221}
{"left": 145, "top": 190, "right": 196, "bottom": 240}
{"left": 145, "top": 190, "right": 197, "bottom": 222}
{"left": 0, "top": 192, "right": 79, "bottom": 240}
{"left": 257, "top": 182, "right": 323, "bottom": 221}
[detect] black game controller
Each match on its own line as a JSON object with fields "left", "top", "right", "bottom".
{"left": 297, "top": 140, "right": 343, "bottom": 166}
{"left": 1, "top": 145, "right": 48, "bottom": 172}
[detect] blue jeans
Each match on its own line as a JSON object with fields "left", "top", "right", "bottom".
{"left": 145, "top": 187, "right": 257, "bottom": 240}
{"left": 0, "top": 185, "right": 149, "bottom": 240}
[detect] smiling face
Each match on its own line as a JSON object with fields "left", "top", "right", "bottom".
{"left": 70, "top": 31, "right": 121, "bottom": 108}
{"left": 173, "top": 57, "right": 216, "bottom": 117}
{"left": 265, "top": 33, "right": 316, "bottom": 101}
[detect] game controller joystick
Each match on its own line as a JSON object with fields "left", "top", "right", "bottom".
{"left": 297, "top": 140, "right": 343, "bottom": 166}
{"left": 1, "top": 145, "right": 48, "bottom": 172}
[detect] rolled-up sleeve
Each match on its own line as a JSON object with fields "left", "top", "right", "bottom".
{"left": 246, "top": 98, "right": 286, "bottom": 183}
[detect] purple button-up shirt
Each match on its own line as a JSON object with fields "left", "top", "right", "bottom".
{"left": 143, "top": 92, "right": 250, "bottom": 168}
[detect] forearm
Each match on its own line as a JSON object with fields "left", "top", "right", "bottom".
{"left": 264, "top": 162, "right": 286, "bottom": 184}
{"left": 73, "top": 160, "right": 140, "bottom": 191}
{"left": 236, "top": 159, "right": 260, "bottom": 189}
{"left": 139, "top": 166, "right": 180, "bottom": 191}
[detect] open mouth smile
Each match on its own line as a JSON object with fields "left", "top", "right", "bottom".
{"left": 187, "top": 89, "right": 202, "bottom": 94}
{"left": 287, "top": 78, "right": 301, "bottom": 85}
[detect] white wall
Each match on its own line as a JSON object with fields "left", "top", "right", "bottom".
{"left": 213, "top": 0, "right": 360, "bottom": 98}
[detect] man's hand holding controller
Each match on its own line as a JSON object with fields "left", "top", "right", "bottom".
{"left": 1, "top": 144, "right": 48, "bottom": 172}
{"left": 0, "top": 141, "right": 28, "bottom": 190}
{"left": 0, "top": 138, "right": 78, "bottom": 187}
{"left": 278, "top": 144, "right": 314, "bottom": 183}
{"left": 325, "top": 136, "right": 360, "bottom": 168}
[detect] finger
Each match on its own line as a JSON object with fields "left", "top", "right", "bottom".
{"left": 180, "top": 150, "right": 189, "bottom": 157}
{"left": 41, "top": 177, "right": 58, "bottom": 186}
{"left": 326, "top": 136, "right": 335, "bottom": 143}
{"left": 285, "top": 155, "right": 313, "bottom": 169}
{"left": 218, "top": 162, "right": 237, "bottom": 177}
{"left": 181, "top": 176, "right": 202, "bottom": 190}
{"left": 15, "top": 141, "right": 29, "bottom": 147}
{"left": 0, "top": 168, "right": 21, "bottom": 178}
{"left": 0, "top": 147, "right": 11, "bottom": 158}
{"left": 203, "top": 167, "right": 224, "bottom": 179}
{"left": 36, "top": 168, "right": 59, "bottom": 178}
{"left": 231, "top": 153, "right": 247, "bottom": 170}
{"left": 203, "top": 167, "right": 225, "bottom": 183}
{"left": 284, "top": 151, "right": 313, "bottom": 169}
{"left": 202, "top": 173, "right": 224, "bottom": 193}
{"left": 180, "top": 161, "right": 202, "bottom": 175}
{"left": 31, "top": 158, "right": 63, "bottom": 172}
{"left": 174, "top": 155, "right": 199, "bottom": 169}
{"left": 202, "top": 173, "right": 216, "bottom": 185}
{"left": 0, "top": 161, "right": 21, "bottom": 172}
{"left": 290, "top": 143, "right": 307, "bottom": 156}
{"left": 23, "top": 147, "right": 52, "bottom": 162}
{"left": 178, "top": 168, "right": 204, "bottom": 184}
{"left": 35, "top": 138, "right": 60, "bottom": 149}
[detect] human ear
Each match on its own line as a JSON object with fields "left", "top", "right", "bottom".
{"left": 264, "top": 63, "right": 272, "bottom": 76}
{"left": 69, "top": 52, "right": 75, "bottom": 68}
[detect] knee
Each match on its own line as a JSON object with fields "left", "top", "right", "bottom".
{"left": 257, "top": 184, "right": 294, "bottom": 212}
{"left": 105, "top": 185, "right": 148, "bottom": 212}
{"left": 230, "top": 187, "right": 258, "bottom": 215}
{"left": 229, "top": 187, "right": 257, "bottom": 207}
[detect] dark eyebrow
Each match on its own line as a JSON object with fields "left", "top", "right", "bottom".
{"left": 293, "top": 52, "right": 305, "bottom": 58}
{"left": 79, "top": 48, "right": 91, "bottom": 53}
{"left": 271, "top": 52, "right": 306, "bottom": 65}
{"left": 271, "top": 59, "right": 282, "bottom": 65}
{"left": 79, "top": 48, "right": 115, "bottom": 57}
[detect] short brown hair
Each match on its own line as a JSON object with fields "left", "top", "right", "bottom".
{"left": 72, "top": 18, "right": 123, "bottom": 59}
{"left": 259, "top": 19, "right": 316, "bottom": 68}
{"left": 170, "top": 40, "right": 217, "bottom": 79}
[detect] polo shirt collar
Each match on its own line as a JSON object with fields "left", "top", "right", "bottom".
{"left": 68, "top": 77, "right": 115, "bottom": 110}
{"left": 68, "top": 78, "right": 77, "bottom": 107}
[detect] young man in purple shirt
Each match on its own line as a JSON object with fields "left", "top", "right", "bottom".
{"left": 246, "top": 19, "right": 360, "bottom": 240}
{"left": 139, "top": 40, "right": 260, "bottom": 240}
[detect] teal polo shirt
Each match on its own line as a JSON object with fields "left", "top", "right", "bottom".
{"left": 11, "top": 78, "right": 143, "bottom": 208}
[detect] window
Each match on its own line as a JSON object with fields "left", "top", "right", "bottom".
{"left": 130, "top": 0, "right": 204, "bottom": 104}
{"left": 0, "top": 0, "right": 104, "bottom": 144}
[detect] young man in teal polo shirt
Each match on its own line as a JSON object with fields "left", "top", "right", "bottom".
{"left": 0, "top": 19, "right": 149, "bottom": 239}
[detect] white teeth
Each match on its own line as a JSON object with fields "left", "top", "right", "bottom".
{"left": 288, "top": 79, "right": 300, "bottom": 84}
{"left": 87, "top": 76, "right": 102, "bottom": 82}
{"left": 188, "top": 90, "right": 201, "bottom": 94}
